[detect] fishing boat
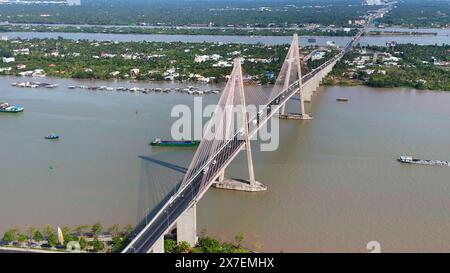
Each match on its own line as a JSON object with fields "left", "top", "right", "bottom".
{"left": 45, "top": 133, "right": 60, "bottom": 140}
{"left": 0, "top": 102, "right": 24, "bottom": 113}
{"left": 149, "top": 138, "right": 200, "bottom": 147}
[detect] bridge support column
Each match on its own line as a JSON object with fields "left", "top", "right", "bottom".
{"left": 177, "top": 204, "right": 198, "bottom": 247}
{"left": 315, "top": 74, "right": 320, "bottom": 91}
{"left": 150, "top": 236, "right": 164, "bottom": 253}
{"left": 218, "top": 170, "right": 225, "bottom": 183}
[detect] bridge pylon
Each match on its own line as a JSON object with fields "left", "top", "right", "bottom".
{"left": 278, "top": 33, "right": 312, "bottom": 120}
{"left": 212, "top": 58, "right": 267, "bottom": 192}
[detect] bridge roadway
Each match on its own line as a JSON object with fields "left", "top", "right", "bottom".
{"left": 122, "top": 29, "right": 364, "bottom": 253}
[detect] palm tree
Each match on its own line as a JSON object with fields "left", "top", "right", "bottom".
{"left": 74, "top": 225, "right": 89, "bottom": 238}
{"left": 91, "top": 223, "right": 103, "bottom": 237}
{"left": 26, "top": 226, "right": 37, "bottom": 244}
{"left": 108, "top": 224, "right": 120, "bottom": 237}
{"left": 42, "top": 225, "right": 54, "bottom": 239}
{"left": 123, "top": 224, "right": 135, "bottom": 237}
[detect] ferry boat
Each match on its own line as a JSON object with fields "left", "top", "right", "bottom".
{"left": 398, "top": 156, "right": 450, "bottom": 167}
{"left": 149, "top": 138, "right": 200, "bottom": 147}
{"left": 0, "top": 102, "right": 24, "bottom": 113}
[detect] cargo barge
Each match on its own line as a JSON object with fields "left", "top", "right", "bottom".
{"left": 149, "top": 138, "right": 200, "bottom": 147}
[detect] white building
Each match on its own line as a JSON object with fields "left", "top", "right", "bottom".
{"left": 311, "top": 52, "right": 326, "bottom": 61}
{"left": 2, "top": 57, "right": 15, "bottom": 63}
{"left": 67, "top": 0, "right": 81, "bottom": 6}
{"left": 13, "top": 48, "right": 30, "bottom": 55}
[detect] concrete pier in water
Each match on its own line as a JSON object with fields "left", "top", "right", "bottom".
{"left": 279, "top": 113, "right": 313, "bottom": 120}
{"left": 213, "top": 178, "right": 267, "bottom": 192}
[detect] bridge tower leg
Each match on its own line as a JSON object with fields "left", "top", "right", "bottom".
{"left": 177, "top": 203, "right": 198, "bottom": 247}
{"left": 237, "top": 58, "right": 257, "bottom": 186}
{"left": 279, "top": 33, "right": 312, "bottom": 120}
{"left": 279, "top": 49, "right": 292, "bottom": 116}
{"left": 212, "top": 59, "right": 267, "bottom": 192}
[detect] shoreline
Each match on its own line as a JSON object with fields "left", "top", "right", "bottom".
{"left": 4, "top": 22, "right": 450, "bottom": 30}
{"left": 2, "top": 75, "right": 447, "bottom": 93}
{"left": 0, "top": 25, "right": 359, "bottom": 37}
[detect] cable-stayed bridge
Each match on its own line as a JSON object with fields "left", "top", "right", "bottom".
{"left": 123, "top": 29, "right": 365, "bottom": 253}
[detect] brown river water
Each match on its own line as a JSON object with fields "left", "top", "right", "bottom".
{"left": 1, "top": 76, "right": 450, "bottom": 252}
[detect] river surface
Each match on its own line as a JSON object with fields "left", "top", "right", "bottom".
{"left": 1, "top": 28, "right": 449, "bottom": 46}
{"left": 1, "top": 76, "right": 450, "bottom": 252}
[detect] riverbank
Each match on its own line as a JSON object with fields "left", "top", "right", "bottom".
{"left": 3, "top": 24, "right": 446, "bottom": 38}
{"left": 0, "top": 24, "right": 359, "bottom": 37}
{"left": 1, "top": 223, "right": 251, "bottom": 253}
{"left": 1, "top": 223, "right": 134, "bottom": 253}
{"left": 324, "top": 44, "right": 450, "bottom": 91}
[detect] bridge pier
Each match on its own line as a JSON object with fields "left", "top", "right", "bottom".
{"left": 303, "top": 83, "right": 313, "bottom": 102}
{"left": 149, "top": 236, "right": 165, "bottom": 253}
{"left": 213, "top": 167, "right": 267, "bottom": 192}
{"left": 213, "top": 177, "right": 267, "bottom": 192}
{"left": 177, "top": 204, "right": 198, "bottom": 247}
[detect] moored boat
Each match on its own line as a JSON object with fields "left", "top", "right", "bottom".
{"left": 0, "top": 102, "right": 24, "bottom": 113}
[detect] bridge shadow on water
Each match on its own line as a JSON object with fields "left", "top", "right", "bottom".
{"left": 133, "top": 154, "right": 189, "bottom": 239}
{"left": 139, "top": 156, "right": 187, "bottom": 174}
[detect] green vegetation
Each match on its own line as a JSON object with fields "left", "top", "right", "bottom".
{"left": 164, "top": 233, "right": 251, "bottom": 253}
{"left": 1, "top": 224, "right": 255, "bottom": 253}
{"left": 0, "top": 38, "right": 334, "bottom": 84}
{"left": 0, "top": 0, "right": 375, "bottom": 27}
{"left": 0, "top": 223, "right": 136, "bottom": 253}
{"left": 2, "top": 229, "right": 18, "bottom": 243}
{"left": 378, "top": 0, "right": 450, "bottom": 28}
{"left": 326, "top": 44, "right": 450, "bottom": 91}
{"left": 32, "top": 230, "right": 44, "bottom": 242}
{"left": 91, "top": 222, "right": 103, "bottom": 237}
